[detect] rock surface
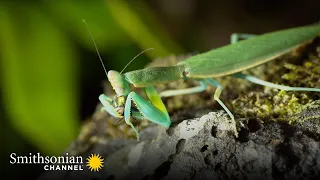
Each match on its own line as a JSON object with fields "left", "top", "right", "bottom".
{"left": 38, "top": 109, "right": 320, "bottom": 180}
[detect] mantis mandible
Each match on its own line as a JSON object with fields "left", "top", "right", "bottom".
{"left": 88, "top": 22, "right": 320, "bottom": 140}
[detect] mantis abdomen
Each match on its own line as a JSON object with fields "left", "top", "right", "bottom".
{"left": 125, "top": 24, "right": 320, "bottom": 87}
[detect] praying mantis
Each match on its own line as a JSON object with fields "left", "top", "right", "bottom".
{"left": 87, "top": 22, "right": 320, "bottom": 140}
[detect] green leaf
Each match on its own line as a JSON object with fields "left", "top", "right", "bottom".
{"left": 0, "top": 6, "right": 79, "bottom": 155}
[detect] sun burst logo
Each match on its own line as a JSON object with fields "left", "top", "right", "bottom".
{"left": 86, "top": 154, "right": 104, "bottom": 172}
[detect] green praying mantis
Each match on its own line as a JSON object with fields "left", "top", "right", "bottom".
{"left": 84, "top": 21, "right": 320, "bottom": 140}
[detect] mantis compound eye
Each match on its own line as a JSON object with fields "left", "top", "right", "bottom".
{"left": 107, "top": 70, "right": 131, "bottom": 96}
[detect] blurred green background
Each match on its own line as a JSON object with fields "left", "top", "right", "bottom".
{"left": 0, "top": 0, "right": 319, "bottom": 179}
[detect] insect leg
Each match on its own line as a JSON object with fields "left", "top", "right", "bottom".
{"left": 205, "top": 78, "right": 238, "bottom": 137}
{"left": 159, "top": 81, "right": 207, "bottom": 97}
{"left": 99, "top": 94, "right": 123, "bottom": 118}
{"left": 132, "top": 110, "right": 144, "bottom": 120}
{"left": 144, "top": 86, "right": 170, "bottom": 118}
{"left": 124, "top": 88, "right": 171, "bottom": 140}
{"left": 230, "top": 33, "right": 257, "bottom": 44}
{"left": 159, "top": 79, "right": 239, "bottom": 137}
{"left": 123, "top": 93, "right": 140, "bottom": 140}
{"left": 231, "top": 73, "right": 320, "bottom": 92}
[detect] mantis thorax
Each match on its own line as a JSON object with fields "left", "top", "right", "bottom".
{"left": 107, "top": 70, "right": 131, "bottom": 96}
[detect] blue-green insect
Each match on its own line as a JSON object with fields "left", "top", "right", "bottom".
{"left": 92, "top": 23, "right": 320, "bottom": 140}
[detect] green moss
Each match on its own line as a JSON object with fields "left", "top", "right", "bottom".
{"left": 231, "top": 89, "right": 314, "bottom": 122}
{"left": 231, "top": 36, "right": 320, "bottom": 124}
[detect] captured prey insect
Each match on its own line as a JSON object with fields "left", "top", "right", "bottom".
{"left": 87, "top": 21, "right": 320, "bottom": 140}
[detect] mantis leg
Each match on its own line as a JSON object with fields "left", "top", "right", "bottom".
{"left": 231, "top": 73, "right": 320, "bottom": 92}
{"left": 124, "top": 86, "right": 171, "bottom": 140}
{"left": 99, "top": 94, "right": 123, "bottom": 118}
{"left": 99, "top": 94, "right": 146, "bottom": 120}
{"left": 131, "top": 110, "right": 144, "bottom": 120}
{"left": 204, "top": 78, "right": 238, "bottom": 137}
{"left": 230, "top": 33, "right": 257, "bottom": 44}
{"left": 159, "top": 81, "right": 207, "bottom": 97}
{"left": 158, "top": 79, "right": 239, "bottom": 137}
{"left": 159, "top": 79, "right": 234, "bottom": 121}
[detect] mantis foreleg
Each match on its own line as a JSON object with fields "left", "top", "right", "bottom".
{"left": 99, "top": 94, "right": 123, "bottom": 118}
{"left": 99, "top": 94, "right": 144, "bottom": 120}
{"left": 124, "top": 86, "right": 171, "bottom": 140}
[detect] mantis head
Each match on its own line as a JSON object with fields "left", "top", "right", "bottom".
{"left": 107, "top": 47, "right": 153, "bottom": 97}
{"left": 107, "top": 70, "right": 131, "bottom": 96}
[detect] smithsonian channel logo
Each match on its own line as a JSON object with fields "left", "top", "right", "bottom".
{"left": 9, "top": 153, "right": 104, "bottom": 172}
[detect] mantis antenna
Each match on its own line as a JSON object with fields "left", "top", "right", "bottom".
{"left": 82, "top": 19, "right": 108, "bottom": 76}
{"left": 82, "top": 19, "right": 153, "bottom": 75}
{"left": 120, "top": 47, "right": 154, "bottom": 74}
